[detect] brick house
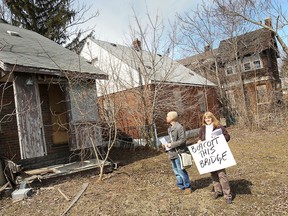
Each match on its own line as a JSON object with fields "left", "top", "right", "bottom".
{"left": 80, "top": 38, "right": 218, "bottom": 144}
{"left": 0, "top": 21, "right": 107, "bottom": 168}
{"left": 179, "top": 25, "right": 282, "bottom": 124}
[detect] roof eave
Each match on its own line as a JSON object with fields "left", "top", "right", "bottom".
{"left": 1, "top": 63, "right": 108, "bottom": 80}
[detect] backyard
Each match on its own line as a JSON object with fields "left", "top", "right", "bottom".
{"left": 0, "top": 125, "right": 287, "bottom": 215}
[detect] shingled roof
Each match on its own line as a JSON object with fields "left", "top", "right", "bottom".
{"left": 0, "top": 22, "right": 107, "bottom": 79}
{"left": 218, "top": 28, "right": 279, "bottom": 62}
{"left": 86, "top": 38, "right": 215, "bottom": 87}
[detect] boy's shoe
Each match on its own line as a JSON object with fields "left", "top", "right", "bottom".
{"left": 171, "top": 187, "right": 182, "bottom": 193}
{"left": 214, "top": 191, "right": 223, "bottom": 199}
{"left": 183, "top": 188, "right": 193, "bottom": 195}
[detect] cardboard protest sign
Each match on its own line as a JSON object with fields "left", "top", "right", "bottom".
{"left": 188, "top": 134, "right": 236, "bottom": 174}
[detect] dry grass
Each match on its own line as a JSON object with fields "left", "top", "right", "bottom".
{"left": 0, "top": 126, "right": 287, "bottom": 215}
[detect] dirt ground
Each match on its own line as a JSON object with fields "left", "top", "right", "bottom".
{"left": 0, "top": 126, "right": 287, "bottom": 216}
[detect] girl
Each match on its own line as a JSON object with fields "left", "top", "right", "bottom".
{"left": 198, "top": 111, "right": 233, "bottom": 204}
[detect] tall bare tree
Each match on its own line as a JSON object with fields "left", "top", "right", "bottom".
{"left": 177, "top": 1, "right": 256, "bottom": 126}
{"left": 214, "top": 0, "right": 288, "bottom": 55}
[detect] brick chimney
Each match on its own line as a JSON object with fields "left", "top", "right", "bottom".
{"left": 132, "top": 38, "right": 141, "bottom": 51}
{"left": 264, "top": 17, "right": 272, "bottom": 28}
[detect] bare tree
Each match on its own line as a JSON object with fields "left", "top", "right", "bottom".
{"left": 177, "top": 1, "right": 256, "bottom": 127}
{"left": 214, "top": 0, "right": 288, "bottom": 55}
{"left": 89, "top": 8, "right": 214, "bottom": 148}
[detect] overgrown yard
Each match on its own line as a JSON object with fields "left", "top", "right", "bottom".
{"left": 0, "top": 126, "right": 287, "bottom": 215}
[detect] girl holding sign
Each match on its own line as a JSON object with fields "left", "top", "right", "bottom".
{"left": 162, "top": 111, "right": 193, "bottom": 194}
{"left": 197, "top": 111, "right": 233, "bottom": 204}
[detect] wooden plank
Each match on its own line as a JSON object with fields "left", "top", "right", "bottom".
{"left": 57, "top": 188, "right": 70, "bottom": 201}
{"left": 24, "top": 168, "right": 56, "bottom": 175}
{"left": 13, "top": 73, "right": 46, "bottom": 159}
{"left": 61, "top": 183, "right": 89, "bottom": 216}
{"left": 0, "top": 182, "right": 9, "bottom": 193}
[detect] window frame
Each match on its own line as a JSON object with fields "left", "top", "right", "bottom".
{"left": 242, "top": 56, "right": 263, "bottom": 72}
{"left": 243, "top": 62, "right": 252, "bottom": 71}
{"left": 225, "top": 66, "right": 234, "bottom": 75}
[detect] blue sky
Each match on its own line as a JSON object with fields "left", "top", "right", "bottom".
{"left": 74, "top": 0, "right": 288, "bottom": 59}
{"left": 76, "top": 0, "right": 202, "bottom": 45}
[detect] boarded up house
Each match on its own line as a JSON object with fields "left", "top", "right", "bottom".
{"left": 0, "top": 21, "right": 107, "bottom": 170}
{"left": 179, "top": 25, "right": 282, "bottom": 125}
{"left": 80, "top": 38, "right": 218, "bottom": 144}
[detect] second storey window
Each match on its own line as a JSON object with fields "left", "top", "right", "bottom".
{"left": 253, "top": 60, "right": 261, "bottom": 69}
{"left": 243, "top": 62, "right": 251, "bottom": 71}
{"left": 226, "top": 66, "right": 234, "bottom": 75}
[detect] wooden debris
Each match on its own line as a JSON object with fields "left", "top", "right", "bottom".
{"left": 0, "top": 182, "right": 9, "bottom": 193}
{"left": 24, "top": 168, "right": 56, "bottom": 175}
{"left": 57, "top": 188, "right": 70, "bottom": 201}
{"left": 61, "top": 183, "right": 89, "bottom": 216}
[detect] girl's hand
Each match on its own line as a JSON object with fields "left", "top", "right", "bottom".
{"left": 197, "top": 140, "right": 202, "bottom": 144}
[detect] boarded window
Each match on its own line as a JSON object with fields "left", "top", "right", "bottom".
{"left": 256, "top": 84, "right": 268, "bottom": 103}
{"left": 69, "top": 82, "right": 98, "bottom": 122}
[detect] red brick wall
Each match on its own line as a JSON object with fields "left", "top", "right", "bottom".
{"left": 98, "top": 84, "right": 219, "bottom": 139}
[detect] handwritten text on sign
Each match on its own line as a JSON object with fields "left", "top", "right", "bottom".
{"left": 188, "top": 134, "right": 236, "bottom": 174}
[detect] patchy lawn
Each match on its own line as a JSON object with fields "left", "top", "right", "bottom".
{"left": 0, "top": 126, "right": 287, "bottom": 215}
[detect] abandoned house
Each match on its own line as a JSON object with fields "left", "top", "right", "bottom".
{"left": 179, "top": 22, "right": 282, "bottom": 124}
{"left": 80, "top": 38, "right": 218, "bottom": 145}
{"left": 0, "top": 20, "right": 109, "bottom": 184}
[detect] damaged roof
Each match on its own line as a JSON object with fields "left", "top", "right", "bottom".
{"left": 218, "top": 28, "right": 279, "bottom": 62}
{"left": 0, "top": 22, "right": 107, "bottom": 78}
{"left": 87, "top": 38, "right": 215, "bottom": 87}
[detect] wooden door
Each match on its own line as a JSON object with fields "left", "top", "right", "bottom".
{"left": 13, "top": 73, "right": 46, "bottom": 159}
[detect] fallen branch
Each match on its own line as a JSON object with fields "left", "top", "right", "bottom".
{"left": 57, "top": 188, "right": 70, "bottom": 201}
{"left": 61, "top": 183, "right": 89, "bottom": 216}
